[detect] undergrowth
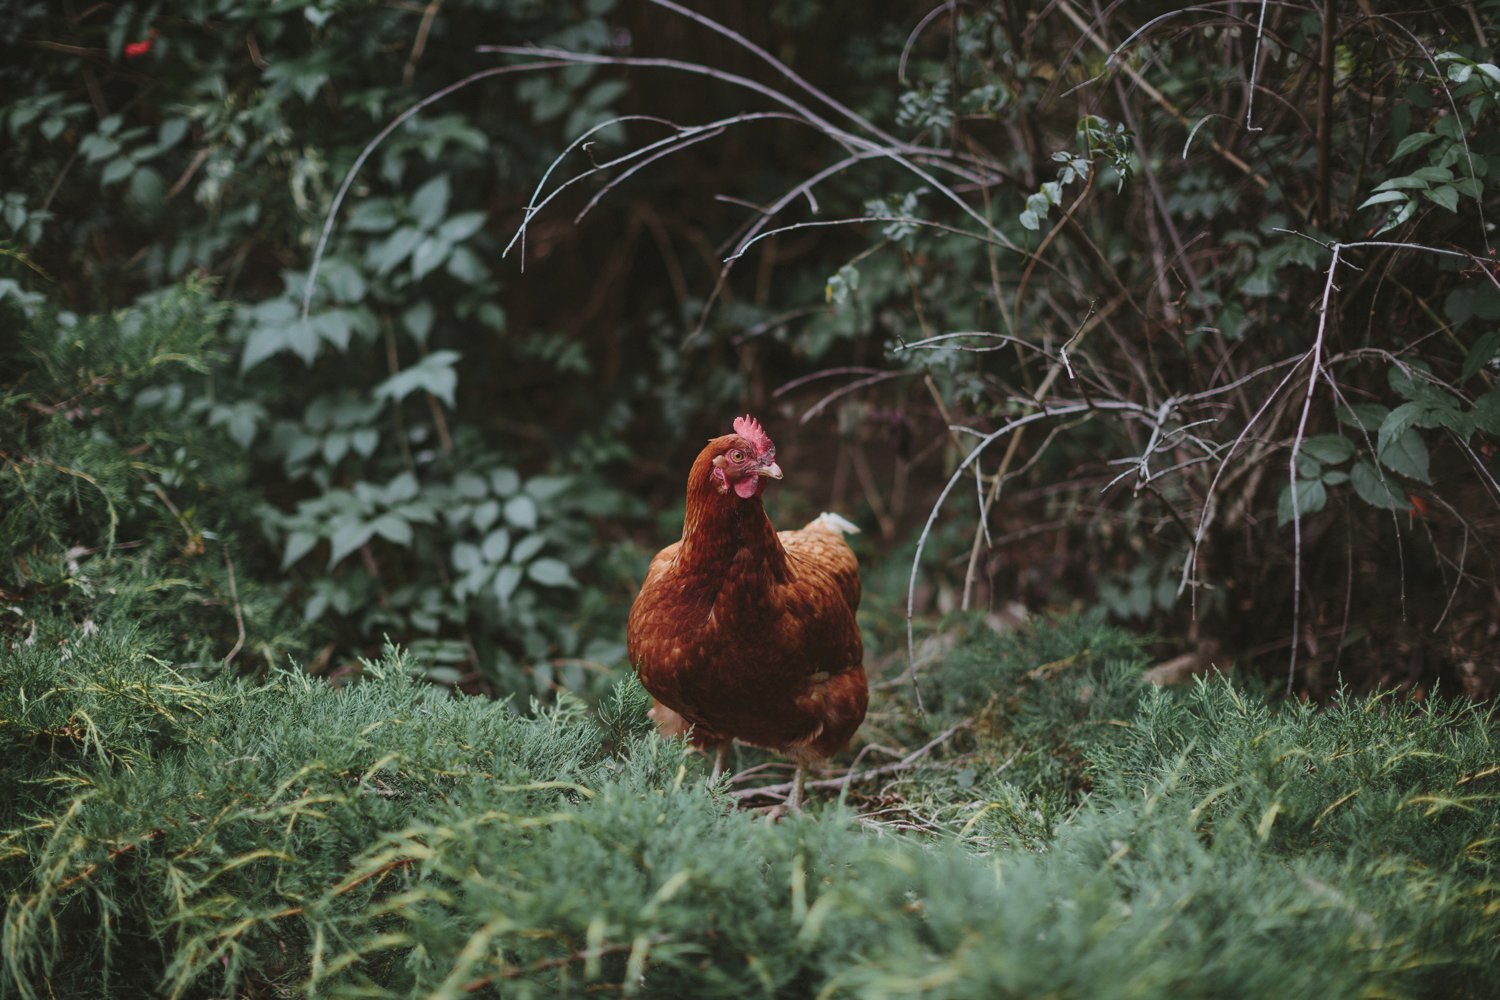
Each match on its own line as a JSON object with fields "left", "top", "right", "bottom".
{"left": 3, "top": 621, "right": 1496, "bottom": 997}
{"left": 3, "top": 283, "right": 1496, "bottom": 998}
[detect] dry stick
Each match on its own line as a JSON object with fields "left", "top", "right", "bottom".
{"left": 952, "top": 171, "right": 1104, "bottom": 609}
{"left": 478, "top": 49, "right": 1014, "bottom": 254}
{"left": 403, "top": 0, "right": 443, "bottom": 86}
{"left": 647, "top": 0, "right": 904, "bottom": 148}
{"left": 514, "top": 111, "right": 822, "bottom": 265}
{"left": 1315, "top": 0, "right": 1336, "bottom": 225}
{"left": 732, "top": 722, "right": 967, "bottom": 802}
{"left": 221, "top": 548, "right": 246, "bottom": 668}
{"left": 958, "top": 310, "right": 1093, "bottom": 611}
{"left": 1246, "top": 0, "right": 1272, "bottom": 130}
{"left": 1286, "top": 242, "right": 1342, "bottom": 694}
{"left": 1281, "top": 237, "right": 1490, "bottom": 687}
{"left": 906, "top": 399, "right": 1156, "bottom": 712}
{"left": 477, "top": 47, "right": 858, "bottom": 155}
{"left": 900, "top": 1, "right": 959, "bottom": 84}
{"left": 302, "top": 61, "right": 578, "bottom": 318}
{"left": 724, "top": 216, "right": 1009, "bottom": 263}
{"left": 507, "top": 112, "right": 798, "bottom": 266}
{"left": 1055, "top": 0, "right": 1272, "bottom": 192}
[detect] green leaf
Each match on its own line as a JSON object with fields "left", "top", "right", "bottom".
{"left": 409, "top": 174, "right": 451, "bottom": 230}
{"left": 1389, "top": 132, "right": 1438, "bottom": 160}
{"left": 1357, "top": 190, "right": 1408, "bottom": 209}
{"left": 1377, "top": 427, "right": 1432, "bottom": 484}
{"left": 451, "top": 541, "right": 481, "bottom": 573}
{"left": 1473, "top": 389, "right": 1500, "bottom": 435}
{"left": 369, "top": 225, "right": 424, "bottom": 275}
{"left": 282, "top": 531, "right": 318, "bottom": 569}
{"left": 320, "top": 260, "right": 366, "bottom": 303}
{"left": 386, "top": 472, "right": 420, "bottom": 502}
{"left": 1371, "top": 176, "right": 1430, "bottom": 192}
{"left": 453, "top": 472, "right": 488, "bottom": 499}
{"left": 528, "top": 558, "right": 576, "bottom": 588}
{"left": 1300, "top": 435, "right": 1354, "bottom": 464}
{"left": 482, "top": 529, "right": 511, "bottom": 562}
{"left": 438, "top": 211, "right": 486, "bottom": 242}
{"left": 494, "top": 564, "right": 523, "bottom": 605}
{"left": 1422, "top": 185, "right": 1459, "bottom": 212}
{"left": 1410, "top": 165, "right": 1455, "bottom": 183}
{"left": 79, "top": 133, "right": 119, "bottom": 162}
{"left": 489, "top": 467, "right": 521, "bottom": 496}
{"left": 1321, "top": 470, "right": 1349, "bottom": 485}
{"left": 1374, "top": 199, "right": 1416, "bottom": 235}
{"left": 410, "top": 237, "right": 450, "bottom": 281}
{"left": 1462, "top": 330, "right": 1500, "bottom": 380}
{"left": 472, "top": 499, "right": 500, "bottom": 531}
{"left": 1379, "top": 401, "right": 1427, "bottom": 453}
{"left": 127, "top": 166, "right": 165, "bottom": 213}
{"left": 156, "top": 117, "right": 189, "bottom": 150}
{"left": 101, "top": 158, "right": 135, "bottom": 186}
{"left": 1277, "top": 477, "right": 1328, "bottom": 526}
{"left": 446, "top": 246, "right": 488, "bottom": 285}
{"left": 505, "top": 494, "right": 539, "bottom": 531}
{"left": 350, "top": 428, "right": 379, "bottom": 457}
{"left": 1350, "top": 460, "right": 1411, "bottom": 510}
{"left": 510, "top": 533, "right": 546, "bottom": 564}
{"left": 328, "top": 520, "right": 374, "bottom": 566}
{"left": 371, "top": 514, "right": 412, "bottom": 546}
{"left": 373, "top": 350, "right": 460, "bottom": 407}
{"left": 403, "top": 301, "right": 435, "bottom": 344}
{"left": 524, "top": 475, "right": 571, "bottom": 501}
{"left": 1387, "top": 364, "right": 1442, "bottom": 403}
{"left": 1336, "top": 403, "right": 1388, "bottom": 433}
{"left": 348, "top": 199, "right": 399, "bottom": 233}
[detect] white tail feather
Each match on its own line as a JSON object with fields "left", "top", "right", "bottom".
{"left": 814, "top": 512, "right": 860, "bottom": 535}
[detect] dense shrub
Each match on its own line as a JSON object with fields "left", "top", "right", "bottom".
{"left": 4, "top": 616, "right": 1496, "bottom": 997}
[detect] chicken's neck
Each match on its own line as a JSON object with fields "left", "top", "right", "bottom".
{"left": 676, "top": 458, "right": 789, "bottom": 584}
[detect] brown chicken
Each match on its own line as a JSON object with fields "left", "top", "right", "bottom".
{"left": 627, "top": 416, "right": 867, "bottom": 810}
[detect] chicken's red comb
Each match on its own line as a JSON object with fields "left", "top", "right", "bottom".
{"left": 732, "top": 414, "right": 775, "bottom": 457}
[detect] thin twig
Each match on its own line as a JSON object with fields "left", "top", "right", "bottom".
{"left": 731, "top": 721, "right": 967, "bottom": 801}
{"left": 222, "top": 548, "right": 246, "bottom": 668}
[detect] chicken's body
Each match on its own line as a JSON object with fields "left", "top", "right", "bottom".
{"left": 627, "top": 418, "right": 867, "bottom": 807}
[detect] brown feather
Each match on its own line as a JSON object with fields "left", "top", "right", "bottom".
{"left": 627, "top": 432, "right": 867, "bottom": 760}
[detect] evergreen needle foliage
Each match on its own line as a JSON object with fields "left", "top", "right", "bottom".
{"left": 4, "top": 622, "right": 1497, "bottom": 997}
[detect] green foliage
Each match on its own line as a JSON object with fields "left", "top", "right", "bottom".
{"left": 1, "top": 0, "right": 642, "bottom": 696}
{"left": 4, "top": 618, "right": 1496, "bottom": 997}
{"left": 0, "top": 282, "right": 305, "bottom": 671}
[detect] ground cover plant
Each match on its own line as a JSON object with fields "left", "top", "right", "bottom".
{"left": 5, "top": 603, "right": 1497, "bottom": 996}
{"left": 3, "top": 2, "right": 1500, "bottom": 996}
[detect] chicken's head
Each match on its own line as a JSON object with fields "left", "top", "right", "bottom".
{"left": 711, "top": 414, "right": 783, "bottom": 499}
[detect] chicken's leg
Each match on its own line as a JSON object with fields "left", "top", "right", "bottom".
{"left": 785, "top": 763, "right": 806, "bottom": 812}
{"left": 710, "top": 743, "right": 730, "bottom": 783}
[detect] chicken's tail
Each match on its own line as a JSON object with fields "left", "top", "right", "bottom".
{"left": 811, "top": 511, "right": 860, "bottom": 535}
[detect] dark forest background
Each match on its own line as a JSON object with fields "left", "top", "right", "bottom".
{"left": 2, "top": 2, "right": 1498, "bottom": 995}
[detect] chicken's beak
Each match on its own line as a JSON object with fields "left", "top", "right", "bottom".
{"left": 758, "top": 461, "right": 783, "bottom": 480}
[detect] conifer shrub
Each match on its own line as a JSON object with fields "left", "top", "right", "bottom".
{"left": 1, "top": 283, "right": 306, "bottom": 673}
{"left": 5, "top": 622, "right": 1496, "bottom": 997}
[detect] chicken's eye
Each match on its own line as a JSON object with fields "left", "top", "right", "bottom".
{"left": 729, "top": 449, "right": 745, "bottom": 463}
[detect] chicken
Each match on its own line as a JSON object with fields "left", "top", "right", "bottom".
{"left": 626, "top": 415, "right": 867, "bottom": 811}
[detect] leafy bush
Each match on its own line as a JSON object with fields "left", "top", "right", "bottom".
{"left": 478, "top": 3, "right": 1500, "bottom": 698}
